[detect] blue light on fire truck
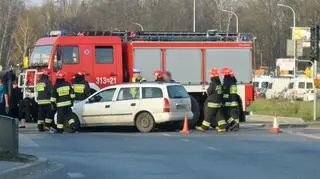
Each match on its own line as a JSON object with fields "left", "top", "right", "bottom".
{"left": 46, "top": 30, "right": 67, "bottom": 37}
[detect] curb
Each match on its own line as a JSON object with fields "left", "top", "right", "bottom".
{"left": 0, "top": 157, "right": 49, "bottom": 179}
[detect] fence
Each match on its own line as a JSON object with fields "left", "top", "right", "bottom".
{"left": 0, "top": 115, "right": 18, "bottom": 154}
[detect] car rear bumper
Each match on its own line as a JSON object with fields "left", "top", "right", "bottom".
{"left": 154, "top": 111, "right": 193, "bottom": 124}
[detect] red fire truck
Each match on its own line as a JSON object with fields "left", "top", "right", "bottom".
{"left": 19, "top": 31, "right": 254, "bottom": 127}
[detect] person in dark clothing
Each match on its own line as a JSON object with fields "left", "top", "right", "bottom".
{"left": 8, "top": 80, "right": 24, "bottom": 127}
{"left": 72, "top": 72, "right": 91, "bottom": 102}
{"left": 0, "top": 79, "right": 5, "bottom": 115}
{"left": 221, "top": 68, "right": 240, "bottom": 132}
{"left": 164, "top": 71, "right": 175, "bottom": 83}
{"left": 51, "top": 71, "right": 75, "bottom": 133}
{"left": 36, "top": 69, "right": 54, "bottom": 132}
{"left": 196, "top": 68, "right": 225, "bottom": 132}
{"left": 154, "top": 70, "right": 165, "bottom": 82}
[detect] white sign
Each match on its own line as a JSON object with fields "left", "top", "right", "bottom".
{"left": 276, "top": 58, "right": 295, "bottom": 71}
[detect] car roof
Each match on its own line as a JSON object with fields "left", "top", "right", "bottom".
{"left": 101, "top": 82, "right": 182, "bottom": 90}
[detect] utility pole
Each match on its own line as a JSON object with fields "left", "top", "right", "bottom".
{"left": 193, "top": 0, "right": 196, "bottom": 32}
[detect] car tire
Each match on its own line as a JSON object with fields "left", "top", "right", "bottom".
{"left": 190, "top": 96, "right": 200, "bottom": 128}
{"left": 135, "top": 112, "right": 155, "bottom": 133}
{"left": 64, "top": 113, "right": 80, "bottom": 133}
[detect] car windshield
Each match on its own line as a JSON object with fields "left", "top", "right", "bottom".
{"left": 167, "top": 85, "right": 189, "bottom": 99}
{"left": 29, "top": 45, "right": 53, "bottom": 67}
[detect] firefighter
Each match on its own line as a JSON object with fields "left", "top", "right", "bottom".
{"left": 36, "top": 69, "right": 54, "bottom": 132}
{"left": 72, "top": 71, "right": 91, "bottom": 102}
{"left": 132, "top": 69, "right": 145, "bottom": 83}
{"left": 51, "top": 71, "right": 75, "bottom": 133}
{"left": 164, "top": 71, "right": 175, "bottom": 83}
{"left": 195, "top": 68, "right": 226, "bottom": 132}
{"left": 221, "top": 68, "right": 240, "bottom": 131}
{"left": 154, "top": 70, "right": 164, "bottom": 82}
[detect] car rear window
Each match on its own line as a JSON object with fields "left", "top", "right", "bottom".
{"left": 142, "top": 87, "right": 163, "bottom": 99}
{"left": 167, "top": 85, "right": 189, "bottom": 99}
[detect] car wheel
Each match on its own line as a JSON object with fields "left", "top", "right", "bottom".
{"left": 135, "top": 112, "right": 155, "bottom": 133}
{"left": 64, "top": 113, "right": 80, "bottom": 133}
{"left": 190, "top": 96, "right": 200, "bottom": 128}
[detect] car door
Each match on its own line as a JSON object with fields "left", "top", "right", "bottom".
{"left": 112, "top": 87, "right": 141, "bottom": 124}
{"left": 82, "top": 88, "right": 117, "bottom": 126}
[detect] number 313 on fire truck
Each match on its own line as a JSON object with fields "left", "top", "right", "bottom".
{"left": 96, "top": 76, "right": 117, "bottom": 85}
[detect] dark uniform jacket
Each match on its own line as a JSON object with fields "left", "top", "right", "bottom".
{"left": 51, "top": 80, "right": 75, "bottom": 107}
{"left": 72, "top": 79, "right": 90, "bottom": 101}
{"left": 206, "top": 77, "right": 222, "bottom": 105}
{"left": 36, "top": 77, "right": 53, "bottom": 105}
{"left": 222, "top": 76, "right": 238, "bottom": 107}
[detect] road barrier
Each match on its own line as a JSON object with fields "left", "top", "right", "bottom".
{"left": 0, "top": 115, "right": 18, "bottom": 154}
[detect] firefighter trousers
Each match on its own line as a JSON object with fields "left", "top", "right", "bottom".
{"left": 56, "top": 106, "right": 72, "bottom": 133}
{"left": 202, "top": 101, "right": 226, "bottom": 130}
{"left": 38, "top": 104, "right": 54, "bottom": 130}
{"left": 223, "top": 106, "right": 240, "bottom": 131}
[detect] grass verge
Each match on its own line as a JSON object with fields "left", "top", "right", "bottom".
{"left": 248, "top": 99, "right": 320, "bottom": 121}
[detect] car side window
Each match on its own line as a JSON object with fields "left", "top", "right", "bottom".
{"left": 117, "top": 87, "right": 140, "bottom": 101}
{"left": 142, "top": 87, "right": 163, "bottom": 99}
{"left": 89, "top": 88, "right": 116, "bottom": 103}
{"left": 298, "top": 82, "right": 305, "bottom": 89}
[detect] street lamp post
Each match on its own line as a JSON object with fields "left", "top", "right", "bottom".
{"left": 132, "top": 22, "right": 144, "bottom": 31}
{"left": 277, "top": 3, "right": 296, "bottom": 77}
{"left": 193, "top": 0, "right": 196, "bottom": 32}
{"left": 221, "top": 9, "right": 239, "bottom": 34}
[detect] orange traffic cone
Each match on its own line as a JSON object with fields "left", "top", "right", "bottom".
{"left": 180, "top": 114, "right": 190, "bottom": 135}
{"left": 271, "top": 115, "right": 281, "bottom": 134}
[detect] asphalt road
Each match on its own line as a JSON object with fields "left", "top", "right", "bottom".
{"left": 19, "top": 124, "right": 320, "bottom": 179}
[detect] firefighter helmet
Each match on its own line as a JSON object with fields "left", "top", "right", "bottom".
{"left": 76, "top": 71, "right": 85, "bottom": 76}
{"left": 56, "top": 71, "right": 66, "bottom": 79}
{"left": 209, "top": 68, "right": 219, "bottom": 77}
{"left": 153, "top": 70, "right": 163, "bottom": 79}
{"left": 221, "top": 68, "right": 232, "bottom": 76}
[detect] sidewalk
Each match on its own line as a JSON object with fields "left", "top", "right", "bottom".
{"left": 0, "top": 160, "right": 24, "bottom": 171}
{"left": 247, "top": 114, "right": 305, "bottom": 124}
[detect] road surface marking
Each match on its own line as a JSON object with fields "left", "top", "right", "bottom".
{"left": 207, "top": 146, "right": 218, "bottom": 151}
{"left": 19, "top": 134, "right": 40, "bottom": 148}
{"left": 181, "top": 139, "right": 189, "bottom": 142}
{"left": 285, "top": 130, "right": 320, "bottom": 140}
{"left": 67, "top": 172, "right": 85, "bottom": 178}
{"left": 161, "top": 133, "right": 171, "bottom": 136}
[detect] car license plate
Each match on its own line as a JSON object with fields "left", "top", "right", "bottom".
{"left": 176, "top": 104, "right": 187, "bottom": 111}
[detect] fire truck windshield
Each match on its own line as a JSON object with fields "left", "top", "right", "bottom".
{"left": 29, "top": 45, "right": 53, "bottom": 67}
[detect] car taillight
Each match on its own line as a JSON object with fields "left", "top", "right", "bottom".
{"left": 163, "top": 98, "right": 170, "bottom": 112}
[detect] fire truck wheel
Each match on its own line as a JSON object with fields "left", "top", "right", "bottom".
{"left": 64, "top": 113, "right": 80, "bottom": 133}
{"left": 135, "top": 112, "right": 155, "bottom": 133}
{"left": 189, "top": 96, "right": 200, "bottom": 128}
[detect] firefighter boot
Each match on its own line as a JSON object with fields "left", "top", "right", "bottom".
{"left": 37, "top": 120, "right": 45, "bottom": 132}
{"left": 44, "top": 118, "right": 53, "bottom": 131}
{"left": 195, "top": 121, "right": 211, "bottom": 132}
{"left": 227, "top": 118, "right": 240, "bottom": 132}
{"left": 216, "top": 120, "right": 227, "bottom": 133}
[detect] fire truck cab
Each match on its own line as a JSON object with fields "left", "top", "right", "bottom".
{"left": 19, "top": 31, "right": 254, "bottom": 127}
